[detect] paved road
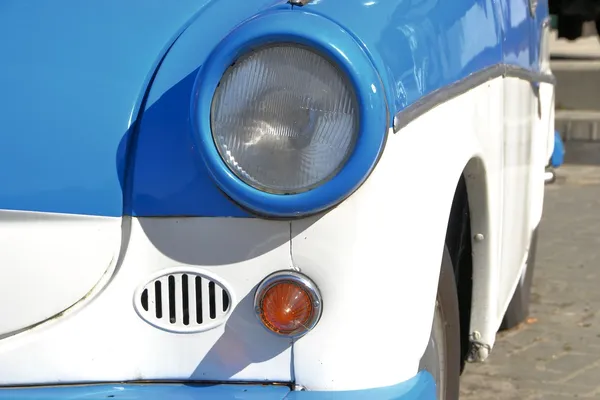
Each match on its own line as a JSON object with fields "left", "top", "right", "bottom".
{"left": 460, "top": 160, "right": 600, "bottom": 399}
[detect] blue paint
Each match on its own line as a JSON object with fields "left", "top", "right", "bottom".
{"left": 0, "top": 0, "right": 212, "bottom": 217}
{"left": 288, "top": 371, "right": 436, "bottom": 399}
{"left": 190, "top": 10, "right": 388, "bottom": 218}
{"left": 1, "top": 0, "right": 547, "bottom": 217}
{"left": 500, "top": 0, "right": 532, "bottom": 68}
{"left": 0, "top": 383, "right": 291, "bottom": 399}
{"left": 551, "top": 130, "right": 565, "bottom": 168}
{"left": 0, "top": 371, "right": 435, "bottom": 399}
{"left": 128, "top": 0, "right": 504, "bottom": 218}
{"left": 127, "top": 0, "right": 288, "bottom": 218}
{"left": 126, "top": 69, "right": 251, "bottom": 217}
{"left": 303, "top": 0, "right": 505, "bottom": 124}
{"left": 129, "top": 0, "right": 544, "bottom": 217}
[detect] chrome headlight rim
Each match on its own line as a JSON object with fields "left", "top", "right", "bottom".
{"left": 191, "top": 10, "right": 388, "bottom": 218}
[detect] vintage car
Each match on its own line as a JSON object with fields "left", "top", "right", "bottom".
{"left": 0, "top": 0, "right": 555, "bottom": 398}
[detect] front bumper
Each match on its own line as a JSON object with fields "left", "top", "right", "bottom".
{"left": 0, "top": 372, "right": 435, "bottom": 399}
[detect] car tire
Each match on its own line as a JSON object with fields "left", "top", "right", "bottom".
{"left": 500, "top": 228, "right": 539, "bottom": 330}
{"left": 419, "top": 246, "right": 461, "bottom": 400}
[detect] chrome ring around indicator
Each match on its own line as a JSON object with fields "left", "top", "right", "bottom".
{"left": 254, "top": 270, "right": 323, "bottom": 338}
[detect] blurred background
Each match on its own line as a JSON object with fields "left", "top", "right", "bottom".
{"left": 460, "top": 17, "right": 600, "bottom": 400}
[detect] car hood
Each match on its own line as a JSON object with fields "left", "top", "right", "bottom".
{"left": 0, "top": 0, "right": 277, "bottom": 217}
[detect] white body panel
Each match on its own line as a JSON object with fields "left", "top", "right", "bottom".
{"left": 291, "top": 77, "right": 553, "bottom": 391}
{"left": 0, "top": 217, "right": 292, "bottom": 384}
{"left": 0, "top": 75, "right": 555, "bottom": 391}
{"left": 0, "top": 211, "right": 121, "bottom": 336}
{"left": 293, "top": 76, "right": 500, "bottom": 390}
{"left": 497, "top": 77, "right": 536, "bottom": 311}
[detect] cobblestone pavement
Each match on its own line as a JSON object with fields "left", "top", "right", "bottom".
{"left": 460, "top": 161, "right": 600, "bottom": 399}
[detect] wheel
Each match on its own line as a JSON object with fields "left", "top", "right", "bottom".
{"left": 419, "top": 247, "right": 461, "bottom": 399}
{"left": 500, "top": 229, "right": 539, "bottom": 330}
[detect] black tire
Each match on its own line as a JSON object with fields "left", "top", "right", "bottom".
{"left": 500, "top": 228, "right": 539, "bottom": 331}
{"left": 419, "top": 246, "right": 461, "bottom": 399}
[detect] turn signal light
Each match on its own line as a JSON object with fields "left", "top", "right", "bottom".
{"left": 254, "top": 271, "right": 322, "bottom": 338}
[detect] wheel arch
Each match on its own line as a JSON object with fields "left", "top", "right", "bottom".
{"left": 446, "top": 155, "right": 498, "bottom": 366}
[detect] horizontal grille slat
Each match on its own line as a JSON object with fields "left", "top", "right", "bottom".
{"left": 135, "top": 270, "right": 232, "bottom": 333}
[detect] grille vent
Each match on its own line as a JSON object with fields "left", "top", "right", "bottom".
{"left": 134, "top": 270, "right": 232, "bottom": 333}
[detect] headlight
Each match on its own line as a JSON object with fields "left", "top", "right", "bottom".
{"left": 211, "top": 45, "right": 358, "bottom": 194}
{"left": 192, "top": 10, "right": 388, "bottom": 217}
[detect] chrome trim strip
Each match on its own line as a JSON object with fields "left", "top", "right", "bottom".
{"left": 393, "top": 64, "right": 556, "bottom": 133}
{"left": 254, "top": 270, "right": 323, "bottom": 338}
{"left": 504, "top": 65, "right": 555, "bottom": 84}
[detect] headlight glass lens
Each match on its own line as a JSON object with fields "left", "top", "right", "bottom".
{"left": 210, "top": 45, "right": 358, "bottom": 194}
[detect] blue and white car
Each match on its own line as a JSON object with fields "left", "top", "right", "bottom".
{"left": 0, "top": 0, "right": 555, "bottom": 398}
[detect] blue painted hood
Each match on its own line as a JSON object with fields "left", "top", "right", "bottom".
{"left": 1, "top": 0, "right": 534, "bottom": 218}
{"left": 0, "top": 0, "right": 272, "bottom": 217}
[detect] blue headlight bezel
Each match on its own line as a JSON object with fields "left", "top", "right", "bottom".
{"left": 191, "top": 9, "right": 388, "bottom": 218}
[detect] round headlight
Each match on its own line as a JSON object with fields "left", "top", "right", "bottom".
{"left": 210, "top": 45, "right": 358, "bottom": 194}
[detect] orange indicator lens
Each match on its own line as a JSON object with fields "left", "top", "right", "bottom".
{"left": 254, "top": 271, "right": 322, "bottom": 338}
{"left": 260, "top": 281, "right": 313, "bottom": 336}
